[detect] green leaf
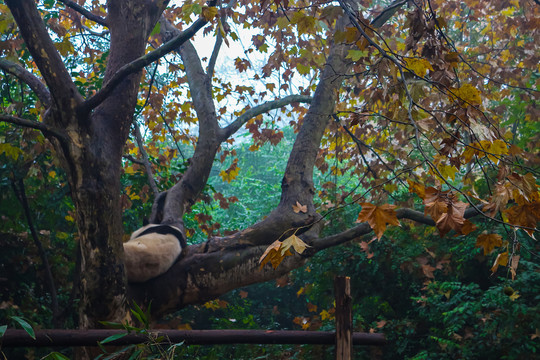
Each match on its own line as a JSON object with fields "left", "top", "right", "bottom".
{"left": 98, "top": 320, "right": 125, "bottom": 329}
{"left": 149, "top": 22, "right": 161, "bottom": 37}
{"left": 11, "top": 316, "right": 35, "bottom": 339}
{"left": 0, "top": 324, "right": 7, "bottom": 337}
{"left": 100, "top": 332, "right": 128, "bottom": 344}
{"left": 42, "top": 352, "right": 71, "bottom": 360}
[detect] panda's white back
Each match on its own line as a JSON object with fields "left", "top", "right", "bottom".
{"left": 124, "top": 225, "right": 183, "bottom": 283}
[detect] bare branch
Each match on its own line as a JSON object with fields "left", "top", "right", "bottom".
{"left": 5, "top": 0, "right": 83, "bottom": 111}
{"left": 0, "top": 114, "right": 66, "bottom": 140}
{"left": 83, "top": 17, "right": 209, "bottom": 112}
{"left": 133, "top": 124, "right": 160, "bottom": 197}
{"left": 221, "top": 95, "right": 312, "bottom": 140}
{"left": 57, "top": 0, "right": 108, "bottom": 27}
{"left": 208, "top": 0, "right": 238, "bottom": 77}
{"left": 0, "top": 58, "right": 51, "bottom": 106}
{"left": 312, "top": 206, "right": 483, "bottom": 251}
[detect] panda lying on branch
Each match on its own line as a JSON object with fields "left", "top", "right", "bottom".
{"left": 124, "top": 224, "right": 186, "bottom": 283}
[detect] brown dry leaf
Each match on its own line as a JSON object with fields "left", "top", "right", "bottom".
{"left": 459, "top": 220, "right": 477, "bottom": 235}
{"left": 239, "top": 290, "right": 248, "bottom": 299}
{"left": 484, "top": 182, "right": 512, "bottom": 216}
{"left": 435, "top": 199, "right": 468, "bottom": 237}
{"left": 504, "top": 201, "right": 540, "bottom": 238}
{"left": 424, "top": 187, "right": 449, "bottom": 223}
{"left": 356, "top": 203, "right": 400, "bottom": 240}
{"left": 491, "top": 251, "right": 509, "bottom": 274}
{"left": 292, "top": 201, "right": 308, "bottom": 213}
{"left": 259, "top": 240, "right": 285, "bottom": 269}
{"left": 475, "top": 233, "right": 503, "bottom": 255}
{"left": 359, "top": 241, "right": 374, "bottom": 259}
{"left": 421, "top": 264, "right": 436, "bottom": 279}
{"left": 510, "top": 255, "right": 520, "bottom": 280}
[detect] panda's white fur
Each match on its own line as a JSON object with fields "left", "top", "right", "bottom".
{"left": 123, "top": 224, "right": 184, "bottom": 283}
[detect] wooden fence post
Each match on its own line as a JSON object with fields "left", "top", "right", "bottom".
{"left": 334, "top": 276, "right": 352, "bottom": 360}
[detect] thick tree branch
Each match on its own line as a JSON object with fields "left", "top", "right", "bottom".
{"left": 5, "top": 0, "right": 83, "bottom": 112}
{"left": 0, "top": 114, "right": 66, "bottom": 141}
{"left": 221, "top": 95, "right": 313, "bottom": 140}
{"left": 83, "top": 17, "right": 208, "bottom": 112}
{"left": 0, "top": 58, "right": 51, "bottom": 106}
{"left": 157, "top": 19, "right": 222, "bottom": 226}
{"left": 57, "top": 0, "right": 108, "bottom": 27}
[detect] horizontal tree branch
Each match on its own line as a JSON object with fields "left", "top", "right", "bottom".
{"left": 57, "top": 0, "right": 108, "bottom": 27}
{"left": 313, "top": 206, "right": 483, "bottom": 250}
{"left": 1, "top": 329, "right": 386, "bottom": 347}
{"left": 0, "top": 58, "right": 51, "bottom": 106}
{"left": 82, "top": 17, "right": 209, "bottom": 112}
{"left": 0, "top": 114, "right": 66, "bottom": 140}
{"left": 221, "top": 94, "right": 313, "bottom": 140}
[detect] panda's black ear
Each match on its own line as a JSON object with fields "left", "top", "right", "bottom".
{"left": 143, "top": 218, "right": 149, "bottom": 226}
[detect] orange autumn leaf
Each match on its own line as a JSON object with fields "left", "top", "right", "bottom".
{"left": 504, "top": 201, "right": 540, "bottom": 238}
{"left": 475, "top": 233, "right": 503, "bottom": 255}
{"left": 484, "top": 182, "right": 512, "bottom": 216}
{"left": 424, "top": 187, "right": 469, "bottom": 236}
{"left": 435, "top": 199, "right": 468, "bottom": 237}
{"left": 259, "top": 240, "right": 290, "bottom": 269}
{"left": 356, "top": 203, "right": 400, "bottom": 240}
{"left": 424, "top": 187, "right": 449, "bottom": 222}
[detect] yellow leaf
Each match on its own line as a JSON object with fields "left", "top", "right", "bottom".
{"left": 282, "top": 234, "right": 310, "bottom": 255}
{"left": 356, "top": 203, "right": 400, "bottom": 240}
{"left": 453, "top": 83, "right": 482, "bottom": 105}
{"left": 0, "top": 143, "right": 23, "bottom": 160}
{"left": 437, "top": 163, "right": 458, "bottom": 181}
{"left": 407, "top": 179, "right": 425, "bottom": 199}
{"left": 201, "top": 6, "right": 218, "bottom": 21}
{"left": 320, "top": 309, "right": 334, "bottom": 321}
{"left": 405, "top": 58, "right": 433, "bottom": 77}
{"left": 491, "top": 251, "right": 509, "bottom": 273}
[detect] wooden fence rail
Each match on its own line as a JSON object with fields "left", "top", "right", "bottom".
{"left": 0, "top": 329, "right": 386, "bottom": 347}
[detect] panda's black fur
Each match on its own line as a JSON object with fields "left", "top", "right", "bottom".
{"left": 136, "top": 224, "right": 187, "bottom": 248}
{"left": 123, "top": 224, "right": 186, "bottom": 283}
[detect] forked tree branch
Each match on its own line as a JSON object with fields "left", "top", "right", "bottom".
{"left": 0, "top": 58, "right": 51, "bottom": 106}
{"left": 83, "top": 17, "right": 209, "bottom": 112}
{"left": 57, "top": 0, "right": 108, "bottom": 27}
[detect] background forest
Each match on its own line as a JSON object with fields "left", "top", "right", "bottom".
{"left": 1, "top": 0, "right": 539, "bottom": 359}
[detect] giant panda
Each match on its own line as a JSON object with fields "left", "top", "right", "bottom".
{"left": 123, "top": 224, "right": 186, "bottom": 283}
